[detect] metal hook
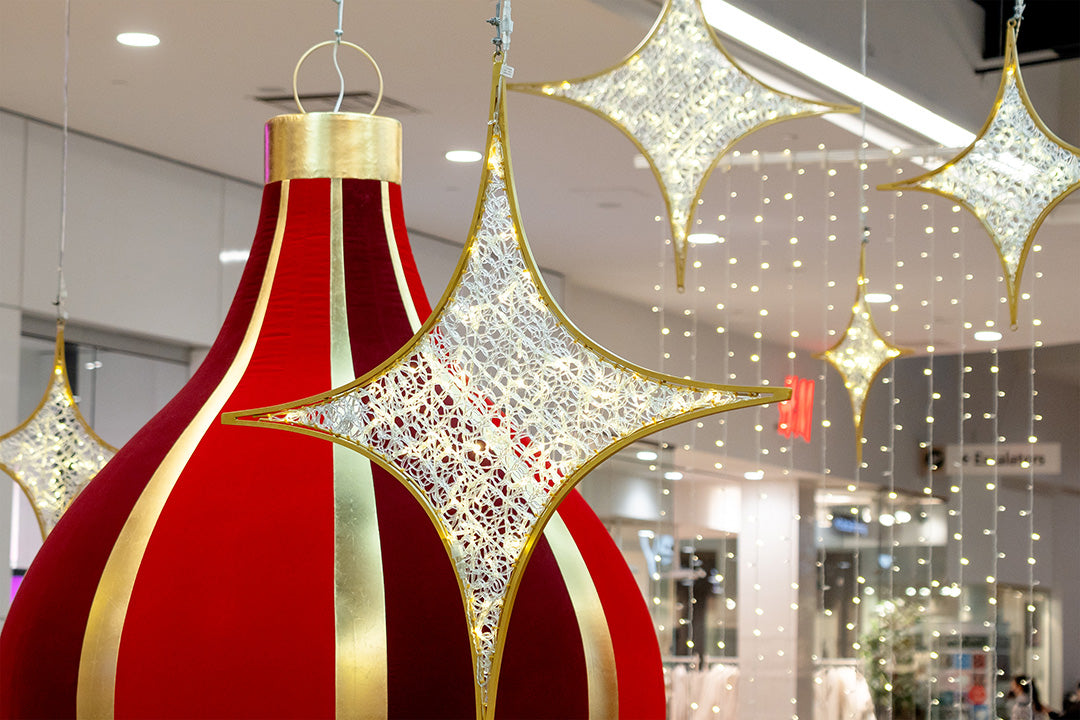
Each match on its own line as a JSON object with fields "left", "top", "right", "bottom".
{"left": 487, "top": 1, "right": 515, "bottom": 126}
{"left": 1011, "top": 0, "right": 1025, "bottom": 37}
{"left": 487, "top": 1, "right": 513, "bottom": 56}
{"left": 331, "top": 0, "right": 346, "bottom": 112}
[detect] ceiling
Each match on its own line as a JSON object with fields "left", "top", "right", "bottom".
{"left": 2, "top": 0, "right": 1079, "bottom": 356}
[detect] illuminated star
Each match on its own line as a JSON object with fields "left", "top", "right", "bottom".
{"left": 0, "top": 322, "right": 116, "bottom": 538}
{"left": 880, "top": 19, "right": 1080, "bottom": 327}
{"left": 819, "top": 247, "right": 911, "bottom": 463}
{"left": 226, "top": 63, "right": 787, "bottom": 720}
{"left": 511, "top": 0, "right": 854, "bottom": 290}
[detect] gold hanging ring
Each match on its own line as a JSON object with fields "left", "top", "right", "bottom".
{"left": 292, "top": 40, "right": 384, "bottom": 115}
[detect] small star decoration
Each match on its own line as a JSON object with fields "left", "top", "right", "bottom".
{"left": 510, "top": 0, "right": 854, "bottom": 291}
{"left": 226, "top": 62, "right": 788, "bottom": 719}
{"left": 880, "top": 19, "right": 1080, "bottom": 327}
{"left": 819, "top": 245, "right": 911, "bottom": 463}
{"left": 0, "top": 321, "right": 116, "bottom": 537}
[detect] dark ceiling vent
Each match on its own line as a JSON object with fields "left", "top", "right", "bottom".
{"left": 255, "top": 91, "right": 420, "bottom": 116}
{"left": 972, "top": 0, "right": 1080, "bottom": 72}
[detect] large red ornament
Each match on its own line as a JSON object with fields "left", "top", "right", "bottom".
{"left": 0, "top": 112, "right": 664, "bottom": 718}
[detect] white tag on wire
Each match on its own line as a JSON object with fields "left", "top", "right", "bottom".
{"left": 500, "top": 64, "right": 515, "bottom": 78}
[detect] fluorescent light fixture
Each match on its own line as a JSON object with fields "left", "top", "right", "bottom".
{"left": 219, "top": 249, "right": 250, "bottom": 264}
{"left": 688, "top": 233, "right": 721, "bottom": 245}
{"left": 445, "top": 150, "right": 482, "bottom": 163}
{"left": 865, "top": 292, "right": 892, "bottom": 304}
{"left": 664, "top": 471, "right": 684, "bottom": 481}
{"left": 974, "top": 330, "right": 1002, "bottom": 342}
{"left": 700, "top": 0, "right": 975, "bottom": 147}
{"left": 743, "top": 470, "right": 764, "bottom": 481}
{"left": 116, "top": 32, "right": 160, "bottom": 47}
{"left": 635, "top": 450, "right": 659, "bottom": 461}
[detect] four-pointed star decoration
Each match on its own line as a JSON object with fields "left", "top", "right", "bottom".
{"left": 0, "top": 321, "right": 116, "bottom": 538}
{"left": 880, "top": 19, "right": 1080, "bottom": 328}
{"left": 509, "top": 0, "right": 855, "bottom": 291}
{"left": 225, "top": 61, "right": 789, "bottom": 720}
{"left": 818, "top": 245, "right": 912, "bottom": 463}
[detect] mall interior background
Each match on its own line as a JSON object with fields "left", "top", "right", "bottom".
{"left": 2, "top": 1, "right": 1080, "bottom": 717}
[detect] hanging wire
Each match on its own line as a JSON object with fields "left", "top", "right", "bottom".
{"left": 487, "top": 1, "right": 514, "bottom": 126}
{"left": 55, "top": 0, "right": 72, "bottom": 320}
{"left": 1012, "top": 0, "right": 1026, "bottom": 35}
{"left": 331, "top": 0, "right": 346, "bottom": 112}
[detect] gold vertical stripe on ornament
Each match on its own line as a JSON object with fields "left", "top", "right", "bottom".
{"left": 330, "top": 178, "right": 389, "bottom": 717}
{"left": 544, "top": 513, "right": 618, "bottom": 718}
{"left": 266, "top": 113, "right": 402, "bottom": 183}
{"left": 76, "top": 181, "right": 293, "bottom": 719}
{"left": 381, "top": 182, "right": 422, "bottom": 333}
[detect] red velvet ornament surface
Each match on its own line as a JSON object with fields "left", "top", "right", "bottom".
{"left": 0, "top": 176, "right": 664, "bottom": 719}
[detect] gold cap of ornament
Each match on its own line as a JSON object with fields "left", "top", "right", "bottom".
{"left": 264, "top": 112, "right": 402, "bottom": 184}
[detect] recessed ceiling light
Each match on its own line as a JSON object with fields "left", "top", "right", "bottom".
{"left": 974, "top": 330, "right": 1002, "bottom": 342}
{"left": 445, "top": 150, "right": 482, "bottom": 163}
{"left": 635, "top": 450, "right": 659, "bottom": 462}
{"left": 664, "top": 471, "right": 684, "bottom": 481}
{"left": 865, "top": 292, "right": 892, "bottom": 304}
{"left": 688, "top": 233, "right": 721, "bottom": 245}
{"left": 219, "top": 249, "right": 250, "bottom": 264}
{"left": 116, "top": 32, "right": 160, "bottom": 47}
{"left": 743, "top": 470, "right": 764, "bottom": 481}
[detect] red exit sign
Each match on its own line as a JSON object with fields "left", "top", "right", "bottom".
{"left": 777, "top": 375, "right": 814, "bottom": 443}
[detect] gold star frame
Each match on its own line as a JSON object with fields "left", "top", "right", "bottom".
{"left": 818, "top": 246, "right": 911, "bottom": 463}
{"left": 226, "top": 61, "right": 788, "bottom": 720}
{"left": 0, "top": 320, "right": 116, "bottom": 538}
{"left": 880, "top": 19, "right": 1080, "bottom": 328}
{"left": 510, "top": 0, "right": 855, "bottom": 291}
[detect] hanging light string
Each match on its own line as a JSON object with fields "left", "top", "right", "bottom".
{"left": 922, "top": 199, "right": 938, "bottom": 712}
{"left": 682, "top": 227, "right": 703, "bottom": 667}
{"left": 717, "top": 172, "right": 732, "bottom": 660}
{"left": 954, "top": 207, "right": 968, "bottom": 720}
{"left": 817, "top": 151, "right": 832, "bottom": 661}
{"left": 988, "top": 219, "right": 1001, "bottom": 701}
{"left": 1026, "top": 255, "right": 1038, "bottom": 677}
{"left": 330, "top": 0, "right": 346, "bottom": 112}
{"left": 884, "top": 165, "right": 899, "bottom": 720}
{"left": 849, "top": 0, "right": 870, "bottom": 663}
{"left": 856, "top": 0, "right": 870, "bottom": 255}
{"left": 54, "top": 0, "right": 72, "bottom": 321}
